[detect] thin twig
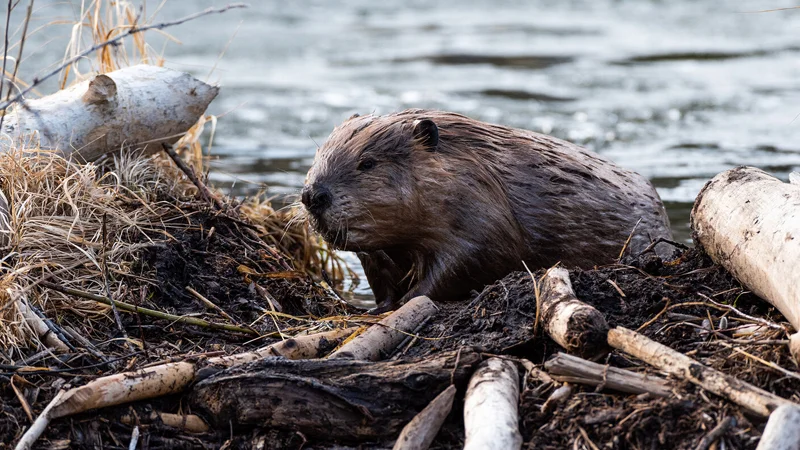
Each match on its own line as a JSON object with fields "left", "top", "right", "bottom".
{"left": 697, "top": 293, "right": 784, "bottom": 330}
{"left": 637, "top": 298, "right": 670, "bottom": 332}
{"left": 720, "top": 341, "right": 800, "bottom": 381}
{"left": 694, "top": 416, "right": 735, "bottom": 450}
{"left": 102, "top": 213, "right": 131, "bottom": 349}
{"left": 0, "top": 0, "right": 32, "bottom": 133}
{"left": 4, "top": 0, "right": 30, "bottom": 106}
{"left": 617, "top": 217, "right": 642, "bottom": 261}
{"left": 39, "top": 281, "right": 259, "bottom": 336}
{"left": 0, "top": 3, "right": 248, "bottom": 112}
{"left": 0, "top": 0, "right": 12, "bottom": 108}
{"left": 162, "top": 143, "right": 225, "bottom": 209}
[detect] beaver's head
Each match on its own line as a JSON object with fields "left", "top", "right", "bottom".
{"left": 302, "top": 112, "right": 440, "bottom": 251}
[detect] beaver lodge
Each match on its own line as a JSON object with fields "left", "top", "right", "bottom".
{"left": 2, "top": 3, "right": 800, "bottom": 450}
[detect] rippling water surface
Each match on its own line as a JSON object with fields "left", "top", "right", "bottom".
{"left": 12, "top": 1, "right": 800, "bottom": 302}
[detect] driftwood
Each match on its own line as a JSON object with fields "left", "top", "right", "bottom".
{"left": 393, "top": 385, "right": 456, "bottom": 450}
{"left": 544, "top": 352, "right": 672, "bottom": 397}
{"left": 463, "top": 357, "right": 522, "bottom": 450}
{"left": 756, "top": 404, "right": 800, "bottom": 450}
{"left": 608, "top": 326, "right": 796, "bottom": 418}
{"left": 691, "top": 167, "right": 800, "bottom": 357}
{"left": 330, "top": 296, "right": 437, "bottom": 360}
{"left": 190, "top": 349, "right": 480, "bottom": 441}
{"left": 14, "top": 328, "right": 354, "bottom": 450}
{"left": 1, "top": 65, "right": 218, "bottom": 161}
{"left": 539, "top": 267, "right": 609, "bottom": 358}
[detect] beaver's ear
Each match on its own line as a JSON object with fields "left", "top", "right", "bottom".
{"left": 347, "top": 113, "right": 360, "bottom": 121}
{"left": 413, "top": 119, "right": 439, "bottom": 151}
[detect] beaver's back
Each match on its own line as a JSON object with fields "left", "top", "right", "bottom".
{"left": 414, "top": 110, "right": 672, "bottom": 268}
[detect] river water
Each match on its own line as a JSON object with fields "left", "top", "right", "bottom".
{"left": 9, "top": 0, "right": 800, "bottom": 301}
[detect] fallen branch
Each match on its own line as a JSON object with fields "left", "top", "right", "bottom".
{"left": 756, "top": 404, "right": 800, "bottom": 450}
{"left": 608, "top": 326, "right": 796, "bottom": 417}
{"left": 544, "top": 352, "right": 672, "bottom": 397}
{"left": 13, "top": 327, "right": 354, "bottom": 449}
{"left": 190, "top": 349, "right": 479, "bottom": 441}
{"left": 40, "top": 281, "right": 257, "bottom": 336}
{"left": 538, "top": 267, "right": 609, "bottom": 358}
{"left": 163, "top": 143, "right": 225, "bottom": 209}
{"left": 463, "top": 357, "right": 522, "bottom": 450}
{"left": 393, "top": 385, "right": 456, "bottom": 450}
{"left": 330, "top": 296, "right": 438, "bottom": 361}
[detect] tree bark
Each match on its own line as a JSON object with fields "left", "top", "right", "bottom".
{"left": 190, "top": 349, "right": 480, "bottom": 441}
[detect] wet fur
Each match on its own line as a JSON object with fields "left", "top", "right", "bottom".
{"left": 304, "top": 109, "right": 672, "bottom": 310}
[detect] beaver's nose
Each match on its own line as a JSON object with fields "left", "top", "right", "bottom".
{"left": 301, "top": 184, "right": 333, "bottom": 215}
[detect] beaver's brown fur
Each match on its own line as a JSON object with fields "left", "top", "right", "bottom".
{"left": 302, "top": 109, "right": 672, "bottom": 311}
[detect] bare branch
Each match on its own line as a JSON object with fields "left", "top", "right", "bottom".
{"left": 0, "top": 2, "right": 248, "bottom": 113}
{"left": 0, "top": 0, "right": 12, "bottom": 105}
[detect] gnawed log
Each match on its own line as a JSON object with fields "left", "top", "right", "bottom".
{"left": 14, "top": 328, "right": 354, "bottom": 449}
{"left": 1, "top": 65, "right": 218, "bottom": 161}
{"left": 463, "top": 357, "right": 522, "bottom": 450}
{"left": 691, "top": 167, "right": 800, "bottom": 357}
{"left": 190, "top": 349, "right": 480, "bottom": 441}
{"left": 393, "top": 385, "right": 456, "bottom": 450}
{"left": 756, "top": 404, "right": 800, "bottom": 450}
{"left": 544, "top": 352, "right": 672, "bottom": 397}
{"left": 330, "top": 296, "right": 437, "bottom": 360}
{"left": 608, "top": 326, "right": 796, "bottom": 418}
{"left": 539, "top": 267, "right": 609, "bottom": 358}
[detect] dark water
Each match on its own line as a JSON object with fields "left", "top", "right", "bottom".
{"left": 8, "top": 1, "right": 800, "bottom": 301}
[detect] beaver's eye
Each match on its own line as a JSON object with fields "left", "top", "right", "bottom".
{"left": 357, "top": 158, "right": 376, "bottom": 171}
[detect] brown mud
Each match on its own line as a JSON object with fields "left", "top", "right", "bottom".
{"left": 2, "top": 241, "right": 796, "bottom": 449}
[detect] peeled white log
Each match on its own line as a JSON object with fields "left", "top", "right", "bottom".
{"left": 329, "top": 296, "right": 437, "bottom": 361}
{"left": 691, "top": 167, "right": 800, "bottom": 357}
{"left": 463, "top": 358, "right": 522, "bottom": 450}
{"left": 539, "top": 267, "right": 609, "bottom": 358}
{"left": 756, "top": 404, "right": 800, "bottom": 450}
{"left": 1, "top": 64, "right": 218, "bottom": 161}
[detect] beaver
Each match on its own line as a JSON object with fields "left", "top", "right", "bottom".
{"left": 302, "top": 109, "right": 672, "bottom": 312}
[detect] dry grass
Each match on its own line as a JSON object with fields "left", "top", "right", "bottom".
{"left": 0, "top": 1, "right": 349, "bottom": 354}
